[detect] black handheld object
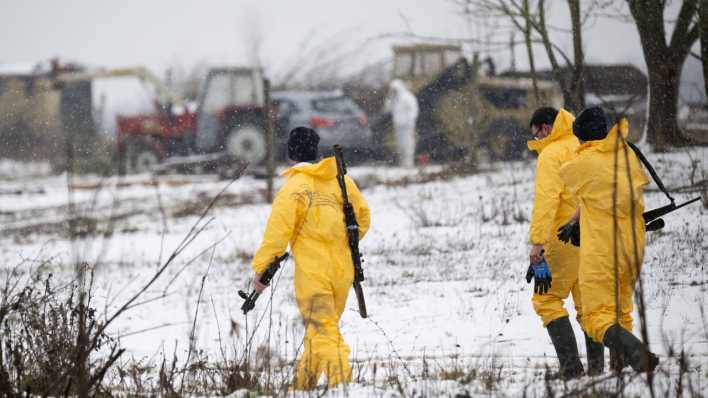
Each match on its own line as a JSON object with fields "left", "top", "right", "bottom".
{"left": 627, "top": 141, "right": 701, "bottom": 231}
{"left": 238, "top": 253, "right": 289, "bottom": 314}
{"left": 333, "top": 144, "right": 368, "bottom": 318}
{"left": 555, "top": 124, "right": 702, "bottom": 245}
{"left": 557, "top": 221, "right": 580, "bottom": 246}
{"left": 557, "top": 197, "right": 701, "bottom": 244}
{"left": 642, "top": 197, "right": 701, "bottom": 231}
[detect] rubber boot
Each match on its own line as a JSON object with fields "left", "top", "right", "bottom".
{"left": 585, "top": 332, "right": 605, "bottom": 376}
{"left": 609, "top": 348, "right": 627, "bottom": 373}
{"left": 602, "top": 324, "right": 659, "bottom": 373}
{"left": 547, "top": 317, "right": 584, "bottom": 379}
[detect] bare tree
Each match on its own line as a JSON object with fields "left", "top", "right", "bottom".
{"left": 627, "top": 0, "right": 701, "bottom": 149}
{"left": 531, "top": 0, "right": 588, "bottom": 111}
{"left": 567, "top": 0, "right": 586, "bottom": 111}
{"left": 239, "top": 4, "right": 266, "bottom": 71}
{"left": 273, "top": 28, "right": 374, "bottom": 89}
{"left": 168, "top": 60, "right": 208, "bottom": 101}
{"left": 456, "top": 1, "right": 607, "bottom": 111}
{"left": 700, "top": 0, "right": 708, "bottom": 99}
{"left": 457, "top": 0, "right": 542, "bottom": 99}
{"left": 522, "top": 0, "right": 540, "bottom": 101}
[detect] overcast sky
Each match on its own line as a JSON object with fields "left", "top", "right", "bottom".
{"left": 0, "top": 0, "right": 703, "bottom": 94}
{"left": 0, "top": 1, "right": 653, "bottom": 70}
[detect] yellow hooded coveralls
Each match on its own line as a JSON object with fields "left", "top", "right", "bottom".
{"left": 527, "top": 108, "right": 583, "bottom": 326}
{"left": 251, "top": 157, "right": 371, "bottom": 390}
{"left": 559, "top": 119, "right": 649, "bottom": 343}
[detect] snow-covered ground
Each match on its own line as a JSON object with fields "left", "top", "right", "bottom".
{"left": 0, "top": 148, "right": 706, "bottom": 396}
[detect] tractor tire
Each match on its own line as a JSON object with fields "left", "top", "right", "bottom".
{"left": 126, "top": 142, "right": 162, "bottom": 174}
{"left": 482, "top": 118, "right": 526, "bottom": 161}
{"left": 225, "top": 124, "right": 267, "bottom": 164}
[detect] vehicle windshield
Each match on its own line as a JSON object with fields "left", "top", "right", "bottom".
{"left": 311, "top": 96, "right": 358, "bottom": 114}
{"left": 202, "top": 73, "right": 258, "bottom": 113}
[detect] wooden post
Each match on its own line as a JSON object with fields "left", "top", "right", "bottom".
{"left": 264, "top": 78, "right": 275, "bottom": 203}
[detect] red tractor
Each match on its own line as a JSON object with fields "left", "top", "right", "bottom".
{"left": 53, "top": 63, "right": 269, "bottom": 173}
{"left": 115, "top": 67, "right": 268, "bottom": 173}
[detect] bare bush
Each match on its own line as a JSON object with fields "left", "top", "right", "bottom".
{"left": 0, "top": 269, "right": 122, "bottom": 396}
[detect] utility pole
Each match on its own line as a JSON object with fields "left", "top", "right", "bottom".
{"left": 264, "top": 78, "right": 275, "bottom": 203}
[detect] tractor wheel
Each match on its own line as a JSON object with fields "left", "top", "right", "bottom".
{"left": 225, "top": 124, "right": 266, "bottom": 164}
{"left": 127, "top": 143, "right": 162, "bottom": 174}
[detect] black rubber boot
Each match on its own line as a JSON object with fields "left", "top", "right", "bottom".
{"left": 602, "top": 324, "right": 659, "bottom": 373}
{"left": 585, "top": 332, "right": 604, "bottom": 376}
{"left": 609, "top": 348, "right": 627, "bottom": 373}
{"left": 547, "top": 317, "right": 584, "bottom": 379}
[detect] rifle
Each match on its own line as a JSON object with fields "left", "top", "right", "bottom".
{"left": 643, "top": 197, "right": 701, "bottom": 231}
{"left": 558, "top": 137, "right": 701, "bottom": 246}
{"left": 333, "top": 144, "right": 368, "bottom": 318}
{"left": 627, "top": 141, "right": 701, "bottom": 232}
{"left": 238, "top": 253, "right": 289, "bottom": 314}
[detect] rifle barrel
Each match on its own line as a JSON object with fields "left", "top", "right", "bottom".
{"left": 643, "top": 197, "right": 701, "bottom": 223}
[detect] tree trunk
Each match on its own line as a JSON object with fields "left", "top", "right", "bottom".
{"left": 646, "top": 61, "right": 688, "bottom": 149}
{"left": 700, "top": 0, "right": 708, "bottom": 99}
{"left": 523, "top": 0, "right": 540, "bottom": 101}
{"left": 535, "top": 0, "right": 584, "bottom": 112}
{"left": 568, "top": 0, "right": 586, "bottom": 111}
{"left": 536, "top": 0, "right": 574, "bottom": 108}
{"left": 628, "top": 0, "right": 699, "bottom": 150}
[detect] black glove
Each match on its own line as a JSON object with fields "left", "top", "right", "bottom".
{"left": 557, "top": 221, "right": 580, "bottom": 246}
{"left": 525, "top": 257, "right": 552, "bottom": 295}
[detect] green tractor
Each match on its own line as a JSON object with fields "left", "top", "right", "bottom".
{"left": 388, "top": 43, "right": 563, "bottom": 162}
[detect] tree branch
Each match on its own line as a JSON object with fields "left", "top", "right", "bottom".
{"left": 669, "top": 0, "right": 699, "bottom": 51}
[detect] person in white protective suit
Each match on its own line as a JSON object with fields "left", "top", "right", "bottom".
{"left": 387, "top": 79, "right": 419, "bottom": 167}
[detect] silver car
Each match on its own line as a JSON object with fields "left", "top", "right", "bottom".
{"left": 273, "top": 91, "right": 374, "bottom": 159}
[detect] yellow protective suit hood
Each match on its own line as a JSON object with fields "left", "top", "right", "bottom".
{"left": 527, "top": 108, "right": 583, "bottom": 326}
{"left": 281, "top": 157, "right": 338, "bottom": 179}
{"left": 528, "top": 108, "right": 579, "bottom": 245}
{"left": 560, "top": 119, "right": 650, "bottom": 343}
{"left": 527, "top": 108, "right": 576, "bottom": 153}
{"left": 251, "top": 156, "right": 371, "bottom": 389}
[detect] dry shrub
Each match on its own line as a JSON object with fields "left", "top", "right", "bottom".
{"left": 0, "top": 272, "right": 117, "bottom": 397}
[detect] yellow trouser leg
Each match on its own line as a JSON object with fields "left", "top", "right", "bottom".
{"left": 293, "top": 270, "right": 351, "bottom": 390}
{"left": 579, "top": 260, "right": 638, "bottom": 343}
{"left": 532, "top": 243, "right": 581, "bottom": 326}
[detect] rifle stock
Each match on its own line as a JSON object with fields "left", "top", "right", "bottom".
{"left": 354, "top": 282, "right": 367, "bottom": 317}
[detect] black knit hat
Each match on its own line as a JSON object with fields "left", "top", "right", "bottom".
{"left": 288, "top": 127, "right": 319, "bottom": 162}
{"left": 573, "top": 106, "right": 609, "bottom": 141}
{"left": 529, "top": 107, "right": 559, "bottom": 128}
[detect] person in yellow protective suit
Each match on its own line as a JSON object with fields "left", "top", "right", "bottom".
{"left": 559, "top": 106, "right": 659, "bottom": 373}
{"left": 527, "top": 107, "right": 604, "bottom": 378}
{"left": 251, "top": 127, "right": 371, "bottom": 390}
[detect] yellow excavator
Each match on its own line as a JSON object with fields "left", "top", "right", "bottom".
{"left": 380, "top": 43, "right": 563, "bottom": 162}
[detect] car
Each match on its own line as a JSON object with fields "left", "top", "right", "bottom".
{"left": 272, "top": 91, "right": 375, "bottom": 160}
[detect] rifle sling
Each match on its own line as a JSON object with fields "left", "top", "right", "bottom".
{"left": 626, "top": 141, "right": 674, "bottom": 203}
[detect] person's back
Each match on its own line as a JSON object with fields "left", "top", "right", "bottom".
{"left": 253, "top": 158, "right": 370, "bottom": 282}
{"left": 560, "top": 109, "right": 657, "bottom": 373}
{"left": 560, "top": 118, "right": 649, "bottom": 297}
{"left": 251, "top": 127, "right": 370, "bottom": 390}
